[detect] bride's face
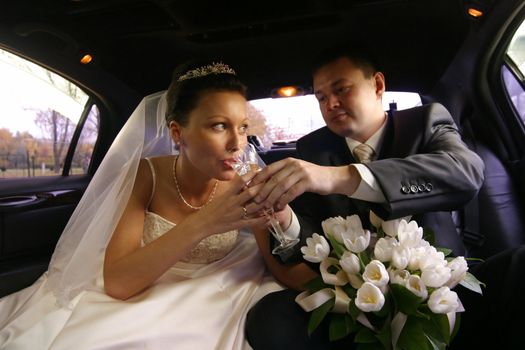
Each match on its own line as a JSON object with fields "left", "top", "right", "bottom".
{"left": 178, "top": 90, "right": 249, "bottom": 181}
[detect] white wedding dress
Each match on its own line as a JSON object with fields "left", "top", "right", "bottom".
{"left": 0, "top": 91, "right": 283, "bottom": 349}
{"left": 0, "top": 212, "right": 283, "bottom": 350}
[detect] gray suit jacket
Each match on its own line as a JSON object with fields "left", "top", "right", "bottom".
{"left": 286, "top": 103, "right": 484, "bottom": 262}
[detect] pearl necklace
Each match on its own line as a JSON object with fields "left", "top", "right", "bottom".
{"left": 172, "top": 156, "right": 218, "bottom": 210}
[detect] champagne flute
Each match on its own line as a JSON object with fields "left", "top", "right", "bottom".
{"left": 233, "top": 143, "right": 299, "bottom": 254}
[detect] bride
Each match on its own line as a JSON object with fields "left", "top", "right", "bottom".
{"left": 0, "top": 60, "right": 283, "bottom": 349}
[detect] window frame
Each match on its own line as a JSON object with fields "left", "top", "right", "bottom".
{"left": 0, "top": 47, "right": 102, "bottom": 178}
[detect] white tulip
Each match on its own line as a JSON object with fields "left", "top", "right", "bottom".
{"left": 374, "top": 237, "right": 397, "bottom": 262}
{"left": 392, "top": 245, "right": 411, "bottom": 270}
{"left": 369, "top": 211, "right": 383, "bottom": 229}
{"left": 321, "top": 216, "right": 346, "bottom": 242}
{"left": 406, "top": 275, "right": 428, "bottom": 300}
{"left": 301, "top": 233, "right": 330, "bottom": 263}
{"left": 407, "top": 246, "right": 428, "bottom": 271}
{"left": 345, "top": 214, "right": 365, "bottom": 231}
{"left": 421, "top": 264, "right": 452, "bottom": 288}
{"left": 397, "top": 220, "right": 423, "bottom": 248}
{"left": 446, "top": 256, "right": 468, "bottom": 288}
{"left": 418, "top": 247, "right": 447, "bottom": 271}
{"left": 331, "top": 225, "right": 349, "bottom": 243}
{"left": 340, "top": 251, "right": 361, "bottom": 275}
{"left": 381, "top": 216, "right": 411, "bottom": 237}
{"left": 355, "top": 282, "right": 385, "bottom": 312}
{"left": 363, "top": 260, "right": 389, "bottom": 287}
{"left": 428, "top": 287, "right": 459, "bottom": 314}
{"left": 389, "top": 269, "right": 410, "bottom": 285}
{"left": 321, "top": 215, "right": 372, "bottom": 253}
{"left": 342, "top": 229, "right": 371, "bottom": 253}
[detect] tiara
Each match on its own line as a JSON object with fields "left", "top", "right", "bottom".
{"left": 177, "top": 62, "right": 236, "bottom": 82}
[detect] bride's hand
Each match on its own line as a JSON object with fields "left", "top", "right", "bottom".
{"left": 192, "top": 172, "right": 269, "bottom": 236}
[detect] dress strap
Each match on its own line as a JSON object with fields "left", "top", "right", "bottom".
{"left": 144, "top": 158, "right": 156, "bottom": 210}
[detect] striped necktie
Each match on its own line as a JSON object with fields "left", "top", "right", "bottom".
{"left": 353, "top": 143, "right": 376, "bottom": 163}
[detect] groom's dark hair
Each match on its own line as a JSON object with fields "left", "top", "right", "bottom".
{"left": 311, "top": 43, "right": 381, "bottom": 79}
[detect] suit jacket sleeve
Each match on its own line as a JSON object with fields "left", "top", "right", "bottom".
{"left": 366, "top": 102, "right": 485, "bottom": 219}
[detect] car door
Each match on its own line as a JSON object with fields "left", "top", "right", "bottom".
{"left": 499, "top": 14, "right": 525, "bottom": 198}
{"left": 0, "top": 42, "right": 142, "bottom": 297}
{"left": 0, "top": 48, "right": 104, "bottom": 297}
{"left": 436, "top": 0, "right": 525, "bottom": 259}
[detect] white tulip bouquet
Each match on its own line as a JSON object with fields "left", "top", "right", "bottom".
{"left": 295, "top": 213, "right": 483, "bottom": 350}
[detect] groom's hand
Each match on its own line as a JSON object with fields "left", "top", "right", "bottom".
{"left": 249, "top": 157, "right": 360, "bottom": 211}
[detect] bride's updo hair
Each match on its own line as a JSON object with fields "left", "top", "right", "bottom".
{"left": 165, "top": 59, "right": 247, "bottom": 126}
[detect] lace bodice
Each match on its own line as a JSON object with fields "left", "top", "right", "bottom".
{"left": 142, "top": 211, "right": 238, "bottom": 264}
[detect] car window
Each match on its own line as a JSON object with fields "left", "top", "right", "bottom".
{"left": 0, "top": 48, "right": 99, "bottom": 177}
{"left": 248, "top": 92, "right": 421, "bottom": 148}
{"left": 503, "top": 19, "right": 525, "bottom": 124}
{"left": 507, "top": 20, "right": 525, "bottom": 75}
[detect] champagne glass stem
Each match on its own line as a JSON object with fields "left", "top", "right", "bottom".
{"left": 267, "top": 209, "right": 286, "bottom": 241}
{"left": 234, "top": 143, "right": 299, "bottom": 253}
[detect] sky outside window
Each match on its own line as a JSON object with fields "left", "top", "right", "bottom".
{"left": 0, "top": 48, "right": 87, "bottom": 138}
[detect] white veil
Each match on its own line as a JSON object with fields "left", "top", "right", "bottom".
{"left": 47, "top": 90, "right": 173, "bottom": 307}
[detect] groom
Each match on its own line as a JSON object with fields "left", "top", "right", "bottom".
{"left": 252, "top": 44, "right": 484, "bottom": 260}
{"left": 245, "top": 44, "right": 524, "bottom": 349}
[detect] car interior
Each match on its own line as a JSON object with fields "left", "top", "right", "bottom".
{"left": 0, "top": 0, "right": 524, "bottom": 299}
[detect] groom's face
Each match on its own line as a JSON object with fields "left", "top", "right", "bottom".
{"left": 313, "top": 57, "right": 386, "bottom": 143}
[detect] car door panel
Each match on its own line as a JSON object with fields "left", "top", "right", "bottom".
{"left": 0, "top": 176, "right": 89, "bottom": 297}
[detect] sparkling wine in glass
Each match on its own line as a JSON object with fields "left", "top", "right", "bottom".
{"left": 233, "top": 143, "right": 299, "bottom": 254}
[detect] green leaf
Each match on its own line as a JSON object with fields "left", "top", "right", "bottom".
{"left": 459, "top": 272, "right": 485, "bottom": 294}
{"left": 327, "top": 234, "right": 346, "bottom": 258}
{"left": 327, "top": 265, "right": 339, "bottom": 274}
{"left": 303, "top": 275, "right": 328, "bottom": 293}
{"left": 375, "top": 314, "right": 392, "bottom": 349}
{"left": 356, "top": 342, "right": 384, "bottom": 350}
{"left": 466, "top": 257, "right": 485, "bottom": 263}
{"left": 423, "top": 227, "right": 435, "bottom": 245}
{"left": 397, "top": 315, "right": 431, "bottom": 350}
{"left": 329, "top": 314, "right": 354, "bottom": 341}
{"left": 373, "top": 292, "right": 391, "bottom": 318}
{"left": 418, "top": 306, "right": 450, "bottom": 344}
{"left": 307, "top": 298, "right": 334, "bottom": 336}
{"left": 432, "top": 313, "right": 451, "bottom": 344}
{"left": 390, "top": 283, "right": 424, "bottom": 315}
{"left": 425, "top": 334, "right": 447, "bottom": 350}
{"left": 348, "top": 300, "right": 360, "bottom": 320}
{"left": 359, "top": 251, "right": 371, "bottom": 267}
{"left": 355, "top": 327, "right": 377, "bottom": 343}
{"left": 342, "top": 283, "right": 358, "bottom": 299}
{"left": 437, "top": 247, "right": 452, "bottom": 257}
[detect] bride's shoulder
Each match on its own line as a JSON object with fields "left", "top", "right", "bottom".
{"left": 140, "top": 155, "right": 175, "bottom": 166}
{"left": 138, "top": 156, "right": 175, "bottom": 175}
{"left": 137, "top": 156, "right": 174, "bottom": 187}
